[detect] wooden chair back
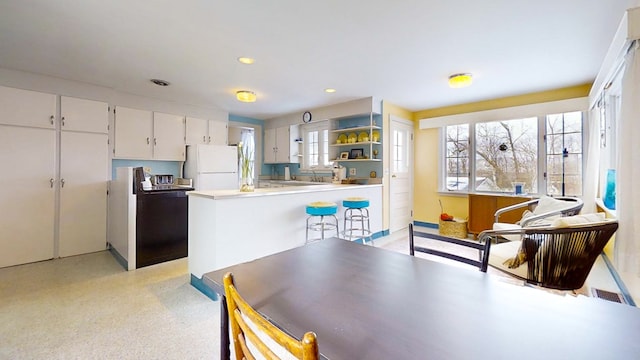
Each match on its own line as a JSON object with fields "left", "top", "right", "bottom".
{"left": 223, "top": 272, "right": 319, "bottom": 360}
{"left": 409, "top": 223, "right": 491, "bottom": 272}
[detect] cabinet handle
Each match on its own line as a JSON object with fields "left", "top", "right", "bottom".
{"left": 154, "top": 138, "right": 157, "bottom": 145}
{"left": 50, "top": 178, "right": 54, "bottom": 188}
{"left": 208, "top": 136, "right": 211, "bottom": 143}
{"left": 50, "top": 115, "right": 54, "bottom": 125}
{"left": 61, "top": 116, "right": 65, "bottom": 127}
{"left": 146, "top": 137, "right": 150, "bottom": 145}
{"left": 203, "top": 135, "right": 206, "bottom": 142}
{"left": 61, "top": 179, "right": 65, "bottom": 188}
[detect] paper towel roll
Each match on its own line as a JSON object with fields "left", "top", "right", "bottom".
{"left": 284, "top": 166, "right": 291, "bottom": 181}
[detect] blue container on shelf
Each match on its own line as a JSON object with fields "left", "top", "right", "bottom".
{"left": 603, "top": 169, "right": 616, "bottom": 210}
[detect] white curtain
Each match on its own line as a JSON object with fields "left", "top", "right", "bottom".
{"left": 615, "top": 42, "right": 640, "bottom": 275}
{"left": 583, "top": 105, "right": 601, "bottom": 213}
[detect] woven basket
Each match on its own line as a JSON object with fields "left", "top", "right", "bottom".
{"left": 439, "top": 219, "right": 468, "bottom": 239}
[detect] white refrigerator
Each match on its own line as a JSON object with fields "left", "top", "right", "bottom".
{"left": 184, "top": 144, "right": 238, "bottom": 190}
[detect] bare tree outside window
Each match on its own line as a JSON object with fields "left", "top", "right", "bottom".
{"left": 475, "top": 118, "right": 538, "bottom": 193}
{"left": 445, "top": 124, "right": 469, "bottom": 190}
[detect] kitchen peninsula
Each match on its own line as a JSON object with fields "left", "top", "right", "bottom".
{"left": 188, "top": 183, "right": 382, "bottom": 285}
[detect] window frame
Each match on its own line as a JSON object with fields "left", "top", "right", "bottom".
{"left": 440, "top": 112, "right": 585, "bottom": 196}
{"left": 300, "top": 120, "right": 332, "bottom": 171}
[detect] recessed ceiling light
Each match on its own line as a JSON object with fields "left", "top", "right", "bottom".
{"left": 236, "top": 90, "right": 257, "bottom": 102}
{"left": 150, "top": 79, "right": 170, "bottom": 87}
{"left": 448, "top": 73, "right": 473, "bottom": 88}
{"left": 324, "top": 88, "right": 336, "bottom": 93}
{"left": 237, "top": 57, "right": 255, "bottom": 65}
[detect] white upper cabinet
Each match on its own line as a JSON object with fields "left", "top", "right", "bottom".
{"left": 114, "top": 107, "right": 186, "bottom": 160}
{"left": 208, "top": 119, "right": 228, "bottom": 145}
{"left": 186, "top": 116, "right": 228, "bottom": 145}
{"left": 153, "top": 112, "right": 185, "bottom": 161}
{"left": 60, "top": 96, "right": 109, "bottom": 134}
{"left": 186, "top": 116, "right": 208, "bottom": 145}
{"left": 0, "top": 86, "right": 56, "bottom": 129}
{"left": 264, "top": 125, "right": 299, "bottom": 164}
{"left": 114, "top": 106, "right": 153, "bottom": 159}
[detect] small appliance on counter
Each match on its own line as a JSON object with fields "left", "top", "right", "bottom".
{"left": 332, "top": 164, "right": 347, "bottom": 184}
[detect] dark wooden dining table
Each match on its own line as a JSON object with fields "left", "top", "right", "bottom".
{"left": 203, "top": 238, "right": 640, "bottom": 360}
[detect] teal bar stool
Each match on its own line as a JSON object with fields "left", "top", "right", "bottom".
{"left": 305, "top": 201, "right": 339, "bottom": 244}
{"left": 342, "top": 197, "right": 372, "bottom": 245}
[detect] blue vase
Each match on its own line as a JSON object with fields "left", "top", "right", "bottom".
{"left": 603, "top": 169, "right": 616, "bottom": 210}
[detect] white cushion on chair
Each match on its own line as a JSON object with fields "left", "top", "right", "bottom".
{"left": 551, "top": 213, "right": 606, "bottom": 227}
{"left": 488, "top": 240, "right": 528, "bottom": 279}
{"left": 492, "top": 222, "right": 522, "bottom": 242}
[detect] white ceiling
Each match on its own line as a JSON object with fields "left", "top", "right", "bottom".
{"left": 0, "top": 0, "right": 637, "bottom": 120}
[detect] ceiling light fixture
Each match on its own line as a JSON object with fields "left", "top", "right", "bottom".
{"left": 236, "top": 90, "right": 257, "bottom": 102}
{"left": 324, "top": 88, "right": 336, "bottom": 93}
{"left": 237, "top": 57, "right": 255, "bottom": 65}
{"left": 150, "top": 79, "right": 170, "bottom": 86}
{"left": 448, "top": 73, "right": 473, "bottom": 88}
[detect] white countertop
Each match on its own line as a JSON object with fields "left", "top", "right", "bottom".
{"left": 187, "top": 183, "right": 382, "bottom": 200}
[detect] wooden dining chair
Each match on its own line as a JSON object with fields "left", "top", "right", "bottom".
{"left": 409, "top": 223, "right": 491, "bottom": 272}
{"left": 223, "top": 272, "right": 319, "bottom": 360}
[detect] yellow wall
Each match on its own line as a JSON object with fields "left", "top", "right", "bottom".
{"left": 412, "top": 83, "right": 591, "bottom": 225}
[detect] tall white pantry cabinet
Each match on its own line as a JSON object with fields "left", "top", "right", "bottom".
{"left": 0, "top": 86, "right": 108, "bottom": 268}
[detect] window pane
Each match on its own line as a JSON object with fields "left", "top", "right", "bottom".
{"left": 564, "top": 133, "right": 582, "bottom": 153}
{"left": 474, "top": 118, "right": 538, "bottom": 193}
{"left": 444, "top": 124, "right": 469, "bottom": 191}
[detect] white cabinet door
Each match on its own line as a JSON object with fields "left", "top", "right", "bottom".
{"left": 60, "top": 96, "right": 109, "bottom": 134}
{"left": 59, "top": 132, "right": 108, "bottom": 257}
{"left": 264, "top": 128, "right": 277, "bottom": 163}
{"left": 186, "top": 117, "right": 208, "bottom": 145}
{"left": 0, "top": 86, "right": 56, "bottom": 129}
{"left": 153, "top": 112, "right": 185, "bottom": 161}
{"left": 0, "top": 125, "right": 55, "bottom": 268}
{"left": 114, "top": 106, "right": 153, "bottom": 159}
{"left": 208, "top": 119, "right": 228, "bottom": 145}
{"left": 275, "top": 126, "right": 291, "bottom": 163}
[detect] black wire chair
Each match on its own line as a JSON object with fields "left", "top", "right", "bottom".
{"left": 479, "top": 221, "right": 618, "bottom": 290}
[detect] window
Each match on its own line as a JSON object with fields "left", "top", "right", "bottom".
{"left": 445, "top": 124, "right": 469, "bottom": 191}
{"left": 546, "top": 111, "right": 583, "bottom": 196}
{"left": 302, "top": 122, "right": 331, "bottom": 169}
{"left": 475, "top": 117, "right": 538, "bottom": 193}
{"left": 442, "top": 111, "right": 583, "bottom": 195}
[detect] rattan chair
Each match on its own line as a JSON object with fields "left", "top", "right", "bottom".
{"left": 479, "top": 220, "right": 618, "bottom": 290}
{"left": 409, "top": 223, "right": 491, "bottom": 272}
{"left": 223, "top": 272, "right": 319, "bottom": 360}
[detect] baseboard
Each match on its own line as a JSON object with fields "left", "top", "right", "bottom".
{"left": 190, "top": 274, "right": 220, "bottom": 301}
{"left": 413, "top": 221, "right": 439, "bottom": 229}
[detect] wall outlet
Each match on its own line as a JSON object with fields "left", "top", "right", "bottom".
{"left": 349, "top": 168, "right": 356, "bottom": 176}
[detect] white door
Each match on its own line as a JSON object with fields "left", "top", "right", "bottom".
{"left": 153, "top": 112, "right": 185, "bottom": 160}
{"left": 60, "top": 96, "right": 109, "bottom": 134}
{"left": 275, "top": 126, "right": 290, "bottom": 162}
{"left": 264, "top": 128, "right": 277, "bottom": 163}
{"left": 390, "top": 116, "right": 414, "bottom": 233}
{"left": 59, "top": 132, "right": 108, "bottom": 257}
{"left": 186, "top": 117, "right": 208, "bottom": 145}
{"left": 208, "top": 119, "right": 228, "bottom": 145}
{"left": 0, "top": 125, "right": 56, "bottom": 267}
{"left": 0, "top": 86, "right": 56, "bottom": 129}
{"left": 114, "top": 106, "right": 153, "bottom": 159}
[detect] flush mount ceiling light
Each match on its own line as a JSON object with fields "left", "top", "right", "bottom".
{"left": 324, "top": 88, "right": 336, "bottom": 93}
{"left": 237, "top": 57, "right": 255, "bottom": 65}
{"left": 150, "top": 79, "right": 170, "bottom": 87}
{"left": 236, "top": 90, "right": 257, "bottom": 102}
{"left": 448, "top": 73, "right": 473, "bottom": 88}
